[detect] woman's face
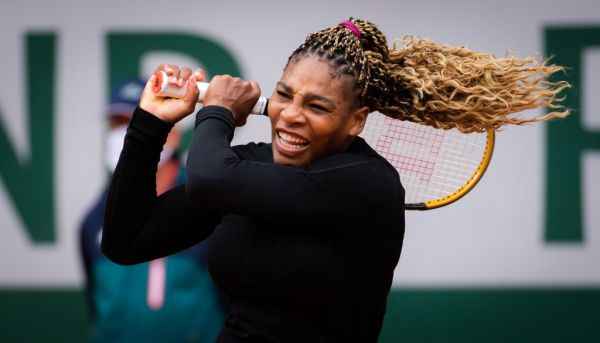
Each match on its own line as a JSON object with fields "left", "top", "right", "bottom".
{"left": 268, "top": 56, "right": 368, "bottom": 165}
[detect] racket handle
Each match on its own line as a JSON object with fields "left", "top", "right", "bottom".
{"left": 152, "top": 71, "right": 268, "bottom": 116}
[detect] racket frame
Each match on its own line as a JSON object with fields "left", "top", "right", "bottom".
{"left": 404, "top": 129, "right": 495, "bottom": 210}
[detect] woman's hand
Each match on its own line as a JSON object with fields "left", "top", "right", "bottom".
{"left": 204, "top": 75, "right": 261, "bottom": 127}
{"left": 140, "top": 64, "right": 204, "bottom": 124}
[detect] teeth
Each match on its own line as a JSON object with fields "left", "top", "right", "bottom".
{"left": 278, "top": 132, "right": 308, "bottom": 147}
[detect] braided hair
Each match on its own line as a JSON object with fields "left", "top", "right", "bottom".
{"left": 288, "top": 18, "right": 570, "bottom": 133}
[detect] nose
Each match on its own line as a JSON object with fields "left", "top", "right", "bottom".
{"left": 279, "top": 101, "right": 306, "bottom": 125}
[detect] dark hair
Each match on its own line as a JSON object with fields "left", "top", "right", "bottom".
{"left": 288, "top": 18, "right": 570, "bottom": 133}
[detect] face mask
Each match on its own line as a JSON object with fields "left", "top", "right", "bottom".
{"left": 104, "top": 125, "right": 176, "bottom": 173}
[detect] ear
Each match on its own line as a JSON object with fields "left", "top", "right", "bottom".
{"left": 348, "top": 106, "right": 370, "bottom": 136}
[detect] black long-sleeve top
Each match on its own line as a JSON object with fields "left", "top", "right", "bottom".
{"left": 102, "top": 106, "right": 405, "bottom": 342}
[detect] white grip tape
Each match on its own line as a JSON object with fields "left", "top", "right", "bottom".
{"left": 153, "top": 71, "right": 267, "bottom": 115}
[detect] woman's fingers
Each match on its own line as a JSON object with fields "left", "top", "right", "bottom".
{"left": 177, "top": 67, "right": 193, "bottom": 87}
{"left": 193, "top": 68, "right": 206, "bottom": 83}
{"left": 155, "top": 64, "right": 177, "bottom": 77}
{"left": 154, "top": 64, "right": 183, "bottom": 85}
{"left": 153, "top": 65, "right": 205, "bottom": 88}
{"left": 202, "top": 75, "right": 261, "bottom": 126}
{"left": 184, "top": 75, "right": 200, "bottom": 110}
{"left": 249, "top": 80, "right": 261, "bottom": 100}
{"left": 140, "top": 66, "right": 201, "bottom": 124}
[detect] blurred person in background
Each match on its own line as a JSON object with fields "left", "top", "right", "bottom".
{"left": 79, "top": 78, "right": 226, "bottom": 342}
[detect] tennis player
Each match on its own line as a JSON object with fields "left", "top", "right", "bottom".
{"left": 102, "top": 18, "right": 568, "bottom": 342}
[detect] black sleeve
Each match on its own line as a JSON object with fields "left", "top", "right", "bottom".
{"left": 186, "top": 106, "right": 401, "bottom": 229}
{"left": 101, "top": 107, "right": 221, "bottom": 265}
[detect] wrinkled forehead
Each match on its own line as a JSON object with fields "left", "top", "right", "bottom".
{"left": 282, "top": 55, "right": 359, "bottom": 99}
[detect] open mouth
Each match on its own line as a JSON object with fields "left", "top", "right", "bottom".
{"left": 276, "top": 130, "right": 309, "bottom": 153}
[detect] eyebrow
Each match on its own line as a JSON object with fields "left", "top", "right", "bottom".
{"left": 276, "top": 81, "right": 337, "bottom": 110}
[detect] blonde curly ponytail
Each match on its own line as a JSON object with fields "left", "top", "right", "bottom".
{"left": 289, "top": 18, "right": 570, "bottom": 133}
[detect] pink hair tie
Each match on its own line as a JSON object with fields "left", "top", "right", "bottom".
{"left": 338, "top": 20, "right": 361, "bottom": 39}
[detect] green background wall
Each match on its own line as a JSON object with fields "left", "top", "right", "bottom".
{"left": 2, "top": 289, "right": 599, "bottom": 342}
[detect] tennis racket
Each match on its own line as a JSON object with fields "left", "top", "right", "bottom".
{"left": 152, "top": 71, "right": 495, "bottom": 211}
{"left": 359, "top": 113, "right": 494, "bottom": 210}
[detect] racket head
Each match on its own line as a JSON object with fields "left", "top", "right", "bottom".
{"left": 359, "top": 112, "right": 495, "bottom": 210}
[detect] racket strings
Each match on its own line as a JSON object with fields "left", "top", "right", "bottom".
{"left": 360, "top": 112, "right": 488, "bottom": 204}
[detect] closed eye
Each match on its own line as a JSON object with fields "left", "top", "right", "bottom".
{"left": 276, "top": 90, "right": 292, "bottom": 100}
{"left": 309, "top": 103, "right": 330, "bottom": 113}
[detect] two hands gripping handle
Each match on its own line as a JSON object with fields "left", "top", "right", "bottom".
{"left": 152, "top": 71, "right": 268, "bottom": 116}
